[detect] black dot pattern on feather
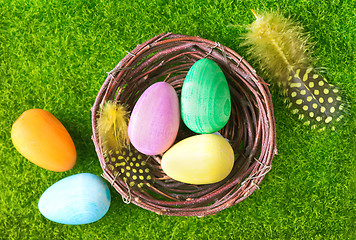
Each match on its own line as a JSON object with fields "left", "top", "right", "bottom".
{"left": 104, "top": 147, "right": 153, "bottom": 189}
{"left": 285, "top": 67, "right": 345, "bottom": 129}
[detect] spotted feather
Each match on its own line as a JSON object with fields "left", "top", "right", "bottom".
{"left": 105, "top": 146, "right": 153, "bottom": 189}
{"left": 242, "top": 10, "right": 346, "bottom": 130}
{"left": 97, "top": 101, "right": 153, "bottom": 189}
{"left": 285, "top": 67, "right": 345, "bottom": 129}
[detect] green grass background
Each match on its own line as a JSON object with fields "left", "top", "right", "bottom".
{"left": 1, "top": 0, "right": 355, "bottom": 239}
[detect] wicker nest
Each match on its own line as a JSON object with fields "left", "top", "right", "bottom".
{"left": 91, "top": 33, "right": 277, "bottom": 217}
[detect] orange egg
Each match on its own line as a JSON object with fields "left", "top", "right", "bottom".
{"left": 11, "top": 109, "right": 77, "bottom": 172}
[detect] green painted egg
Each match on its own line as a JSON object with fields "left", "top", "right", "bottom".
{"left": 181, "top": 58, "right": 231, "bottom": 134}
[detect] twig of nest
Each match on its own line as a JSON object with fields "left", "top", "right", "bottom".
{"left": 91, "top": 33, "right": 277, "bottom": 217}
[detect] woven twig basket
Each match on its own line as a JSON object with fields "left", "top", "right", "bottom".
{"left": 91, "top": 33, "right": 277, "bottom": 217}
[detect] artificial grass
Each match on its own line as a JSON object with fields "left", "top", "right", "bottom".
{"left": 0, "top": 0, "right": 355, "bottom": 239}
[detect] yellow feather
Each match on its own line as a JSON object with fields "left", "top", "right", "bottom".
{"left": 242, "top": 10, "right": 346, "bottom": 129}
{"left": 242, "top": 10, "right": 311, "bottom": 83}
{"left": 97, "top": 101, "right": 130, "bottom": 153}
{"left": 97, "top": 102, "right": 153, "bottom": 190}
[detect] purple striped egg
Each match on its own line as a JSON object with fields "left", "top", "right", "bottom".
{"left": 128, "top": 82, "right": 180, "bottom": 155}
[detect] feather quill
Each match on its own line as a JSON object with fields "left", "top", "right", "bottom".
{"left": 242, "top": 10, "right": 346, "bottom": 130}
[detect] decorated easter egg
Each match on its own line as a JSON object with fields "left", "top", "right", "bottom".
{"left": 161, "top": 134, "right": 234, "bottom": 185}
{"left": 38, "top": 173, "right": 111, "bottom": 225}
{"left": 181, "top": 58, "right": 231, "bottom": 134}
{"left": 11, "top": 109, "right": 76, "bottom": 172}
{"left": 128, "top": 82, "right": 180, "bottom": 155}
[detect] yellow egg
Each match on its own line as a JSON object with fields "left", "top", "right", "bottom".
{"left": 11, "top": 109, "right": 77, "bottom": 172}
{"left": 161, "top": 134, "right": 234, "bottom": 184}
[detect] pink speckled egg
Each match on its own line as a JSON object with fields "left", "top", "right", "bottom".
{"left": 128, "top": 82, "right": 180, "bottom": 155}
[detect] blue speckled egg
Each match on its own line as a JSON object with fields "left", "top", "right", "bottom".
{"left": 38, "top": 173, "right": 111, "bottom": 225}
